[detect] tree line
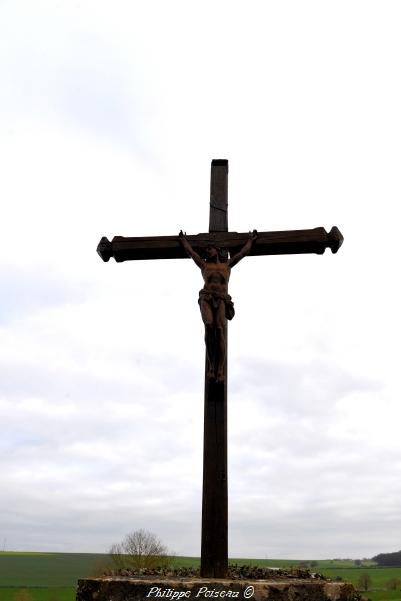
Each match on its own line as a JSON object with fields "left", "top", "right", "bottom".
{"left": 372, "top": 551, "right": 401, "bottom": 567}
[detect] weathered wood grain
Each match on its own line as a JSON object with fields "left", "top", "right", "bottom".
{"left": 97, "top": 226, "right": 343, "bottom": 262}
{"left": 201, "top": 161, "right": 228, "bottom": 578}
{"left": 209, "top": 159, "right": 228, "bottom": 232}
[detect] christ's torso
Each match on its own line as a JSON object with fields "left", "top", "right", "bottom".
{"left": 202, "top": 262, "right": 230, "bottom": 295}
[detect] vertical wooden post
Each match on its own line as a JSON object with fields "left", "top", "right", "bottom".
{"left": 201, "top": 160, "right": 228, "bottom": 578}
{"left": 209, "top": 159, "right": 229, "bottom": 232}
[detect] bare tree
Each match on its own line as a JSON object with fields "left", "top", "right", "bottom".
{"left": 357, "top": 574, "right": 372, "bottom": 592}
{"left": 110, "top": 528, "right": 170, "bottom": 570}
{"left": 386, "top": 577, "right": 401, "bottom": 590}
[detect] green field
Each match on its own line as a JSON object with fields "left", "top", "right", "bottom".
{"left": 1, "top": 553, "right": 401, "bottom": 601}
{"left": 0, "top": 553, "right": 111, "bottom": 601}
{"left": 0, "top": 587, "right": 74, "bottom": 601}
{"left": 0, "top": 553, "right": 112, "bottom": 587}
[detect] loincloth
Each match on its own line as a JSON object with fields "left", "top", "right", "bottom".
{"left": 198, "top": 288, "right": 235, "bottom": 320}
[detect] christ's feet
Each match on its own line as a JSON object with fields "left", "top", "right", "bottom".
{"left": 216, "top": 370, "right": 224, "bottom": 383}
{"left": 207, "top": 367, "right": 215, "bottom": 380}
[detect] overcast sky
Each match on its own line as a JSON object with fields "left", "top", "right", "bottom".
{"left": 1, "top": 0, "right": 401, "bottom": 561}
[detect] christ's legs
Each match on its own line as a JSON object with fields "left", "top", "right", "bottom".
{"left": 200, "top": 300, "right": 216, "bottom": 379}
{"left": 200, "top": 299, "right": 227, "bottom": 381}
{"left": 215, "top": 302, "right": 227, "bottom": 382}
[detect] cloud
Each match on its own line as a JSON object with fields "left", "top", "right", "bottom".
{"left": 0, "top": 267, "right": 92, "bottom": 324}
{"left": 1, "top": 0, "right": 401, "bottom": 560}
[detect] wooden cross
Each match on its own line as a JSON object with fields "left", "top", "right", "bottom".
{"left": 97, "top": 159, "right": 343, "bottom": 578}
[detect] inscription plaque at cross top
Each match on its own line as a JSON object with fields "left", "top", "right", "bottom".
{"left": 97, "top": 159, "right": 343, "bottom": 578}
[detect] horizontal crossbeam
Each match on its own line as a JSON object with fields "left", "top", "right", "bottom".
{"left": 97, "top": 226, "right": 343, "bottom": 262}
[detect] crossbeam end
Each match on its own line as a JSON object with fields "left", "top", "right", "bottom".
{"left": 328, "top": 226, "right": 344, "bottom": 253}
{"left": 97, "top": 237, "right": 113, "bottom": 262}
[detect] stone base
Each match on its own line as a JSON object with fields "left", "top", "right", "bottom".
{"left": 76, "top": 577, "right": 359, "bottom": 601}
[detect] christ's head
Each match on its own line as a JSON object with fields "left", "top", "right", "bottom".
{"left": 205, "top": 246, "right": 227, "bottom": 262}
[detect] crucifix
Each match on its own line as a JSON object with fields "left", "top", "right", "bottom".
{"left": 97, "top": 159, "right": 343, "bottom": 579}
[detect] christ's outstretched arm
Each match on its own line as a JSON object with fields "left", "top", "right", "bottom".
{"left": 179, "top": 230, "right": 204, "bottom": 269}
{"left": 228, "top": 230, "right": 257, "bottom": 267}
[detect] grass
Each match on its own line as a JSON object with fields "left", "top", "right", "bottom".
{"left": 1, "top": 554, "right": 401, "bottom": 601}
{"left": 365, "top": 593, "right": 401, "bottom": 601}
{"left": 0, "top": 588, "right": 75, "bottom": 601}
{"left": 170, "top": 556, "right": 376, "bottom": 570}
{"left": 0, "top": 553, "right": 112, "bottom": 587}
{"left": 317, "top": 567, "right": 401, "bottom": 588}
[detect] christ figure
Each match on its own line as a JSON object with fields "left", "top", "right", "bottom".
{"left": 179, "top": 229, "right": 257, "bottom": 382}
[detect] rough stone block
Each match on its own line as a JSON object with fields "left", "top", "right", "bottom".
{"left": 76, "top": 577, "right": 359, "bottom": 601}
